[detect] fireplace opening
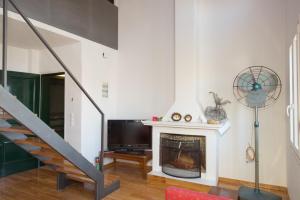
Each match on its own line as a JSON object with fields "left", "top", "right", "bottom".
{"left": 160, "top": 133, "right": 206, "bottom": 178}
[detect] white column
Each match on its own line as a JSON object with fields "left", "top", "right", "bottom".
{"left": 164, "top": 0, "right": 206, "bottom": 122}
{"left": 175, "top": 0, "right": 198, "bottom": 102}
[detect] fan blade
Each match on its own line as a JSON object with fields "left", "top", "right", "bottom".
{"left": 257, "top": 66, "right": 263, "bottom": 81}
{"left": 246, "top": 90, "right": 267, "bottom": 108}
{"left": 249, "top": 67, "right": 257, "bottom": 83}
{"left": 262, "top": 74, "right": 279, "bottom": 93}
{"left": 237, "top": 72, "right": 254, "bottom": 92}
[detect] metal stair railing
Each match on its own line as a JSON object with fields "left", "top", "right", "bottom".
{"left": 0, "top": 86, "right": 120, "bottom": 199}
{"left": 0, "top": 0, "right": 117, "bottom": 199}
{"left": 4, "top": 0, "right": 105, "bottom": 168}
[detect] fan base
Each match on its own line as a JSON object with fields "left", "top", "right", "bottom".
{"left": 239, "top": 186, "right": 282, "bottom": 200}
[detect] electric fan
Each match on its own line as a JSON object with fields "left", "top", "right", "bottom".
{"left": 233, "top": 66, "right": 282, "bottom": 200}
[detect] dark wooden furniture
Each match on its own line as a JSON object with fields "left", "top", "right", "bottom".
{"left": 104, "top": 151, "right": 152, "bottom": 178}
{"left": 208, "top": 186, "right": 239, "bottom": 200}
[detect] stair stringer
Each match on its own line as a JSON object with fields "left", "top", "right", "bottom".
{"left": 0, "top": 86, "right": 107, "bottom": 198}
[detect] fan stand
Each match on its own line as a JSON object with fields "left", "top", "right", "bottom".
{"left": 239, "top": 107, "right": 282, "bottom": 200}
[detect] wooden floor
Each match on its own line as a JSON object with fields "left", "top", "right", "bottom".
{"left": 0, "top": 163, "right": 288, "bottom": 200}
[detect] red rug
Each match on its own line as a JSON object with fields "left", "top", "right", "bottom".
{"left": 166, "top": 187, "right": 232, "bottom": 200}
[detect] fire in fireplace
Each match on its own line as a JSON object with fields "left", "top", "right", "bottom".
{"left": 160, "top": 133, "right": 206, "bottom": 178}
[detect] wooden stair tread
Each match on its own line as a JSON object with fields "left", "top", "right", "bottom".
{"left": 66, "top": 173, "right": 119, "bottom": 187}
{"left": 66, "top": 174, "right": 94, "bottom": 184}
{"left": 55, "top": 166, "right": 85, "bottom": 176}
{"left": 14, "top": 137, "right": 51, "bottom": 149}
{"left": 30, "top": 149, "right": 63, "bottom": 159}
{"left": 0, "top": 127, "right": 33, "bottom": 135}
{"left": 43, "top": 159, "right": 75, "bottom": 168}
{"left": 0, "top": 113, "right": 13, "bottom": 120}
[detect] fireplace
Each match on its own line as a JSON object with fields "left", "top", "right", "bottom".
{"left": 160, "top": 133, "right": 206, "bottom": 178}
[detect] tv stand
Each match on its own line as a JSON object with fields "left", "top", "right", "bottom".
{"left": 114, "top": 149, "right": 145, "bottom": 155}
{"left": 104, "top": 150, "right": 152, "bottom": 178}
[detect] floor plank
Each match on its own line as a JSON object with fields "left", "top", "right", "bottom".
{"left": 0, "top": 163, "right": 288, "bottom": 200}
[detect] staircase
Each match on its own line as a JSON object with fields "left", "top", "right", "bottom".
{"left": 0, "top": 0, "right": 120, "bottom": 199}
{"left": 0, "top": 86, "right": 120, "bottom": 199}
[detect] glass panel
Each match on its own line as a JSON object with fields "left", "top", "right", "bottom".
{"left": 160, "top": 133, "right": 206, "bottom": 178}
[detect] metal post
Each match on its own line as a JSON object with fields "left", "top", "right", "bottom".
{"left": 100, "top": 116, "right": 104, "bottom": 171}
{"left": 254, "top": 106, "right": 260, "bottom": 192}
{"left": 57, "top": 173, "right": 70, "bottom": 191}
{"left": 2, "top": 0, "right": 8, "bottom": 89}
{"left": 95, "top": 181, "right": 104, "bottom": 200}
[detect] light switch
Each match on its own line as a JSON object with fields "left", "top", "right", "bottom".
{"left": 102, "top": 82, "right": 109, "bottom": 98}
{"left": 70, "top": 113, "right": 75, "bottom": 127}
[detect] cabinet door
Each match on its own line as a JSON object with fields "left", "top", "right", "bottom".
{"left": 7, "top": 72, "right": 40, "bottom": 114}
{"left": 0, "top": 142, "right": 3, "bottom": 163}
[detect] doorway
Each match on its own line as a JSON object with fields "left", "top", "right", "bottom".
{"left": 41, "top": 73, "right": 65, "bottom": 138}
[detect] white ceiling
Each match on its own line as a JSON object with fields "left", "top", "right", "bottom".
{"left": 0, "top": 15, "right": 78, "bottom": 50}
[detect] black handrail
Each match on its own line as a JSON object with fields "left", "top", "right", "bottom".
{"left": 1, "top": 0, "right": 7, "bottom": 88}
{"left": 6, "top": 0, "right": 105, "bottom": 169}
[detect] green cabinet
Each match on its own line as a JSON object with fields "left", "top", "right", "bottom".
{"left": 0, "top": 142, "right": 3, "bottom": 163}
{"left": 5, "top": 71, "right": 40, "bottom": 114}
{"left": 0, "top": 135, "right": 38, "bottom": 177}
{"left": 0, "top": 71, "right": 40, "bottom": 177}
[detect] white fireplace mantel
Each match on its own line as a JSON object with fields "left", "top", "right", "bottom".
{"left": 143, "top": 120, "right": 230, "bottom": 186}
{"left": 143, "top": 121, "right": 231, "bottom": 135}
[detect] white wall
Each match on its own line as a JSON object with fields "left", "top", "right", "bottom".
{"left": 197, "top": 0, "right": 287, "bottom": 186}
{"left": 38, "top": 39, "right": 119, "bottom": 163}
{"left": 39, "top": 43, "right": 83, "bottom": 153}
{"left": 80, "top": 40, "right": 118, "bottom": 161}
{"left": 116, "top": 0, "right": 175, "bottom": 119}
{"left": 286, "top": 0, "right": 300, "bottom": 199}
{"left": 38, "top": 40, "right": 119, "bottom": 163}
{"left": 0, "top": 45, "right": 39, "bottom": 74}
{"left": 117, "top": 0, "right": 288, "bottom": 187}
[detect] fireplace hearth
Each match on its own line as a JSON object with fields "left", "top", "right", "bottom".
{"left": 143, "top": 120, "right": 230, "bottom": 186}
{"left": 160, "top": 133, "right": 206, "bottom": 178}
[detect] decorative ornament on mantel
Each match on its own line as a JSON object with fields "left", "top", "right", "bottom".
{"left": 171, "top": 113, "right": 193, "bottom": 122}
{"left": 171, "top": 112, "right": 182, "bottom": 122}
{"left": 184, "top": 114, "right": 192, "bottom": 122}
{"left": 204, "top": 92, "right": 231, "bottom": 124}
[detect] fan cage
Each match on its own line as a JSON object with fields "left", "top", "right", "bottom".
{"left": 233, "top": 66, "right": 282, "bottom": 109}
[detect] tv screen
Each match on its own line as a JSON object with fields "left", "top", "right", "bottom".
{"left": 108, "top": 120, "right": 152, "bottom": 151}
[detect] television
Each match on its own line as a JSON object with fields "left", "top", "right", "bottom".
{"left": 108, "top": 120, "right": 152, "bottom": 152}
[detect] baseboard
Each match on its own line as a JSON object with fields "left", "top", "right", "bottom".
{"left": 147, "top": 174, "right": 211, "bottom": 192}
{"left": 218, "top": 177, "right": 288, "bottom": 194}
